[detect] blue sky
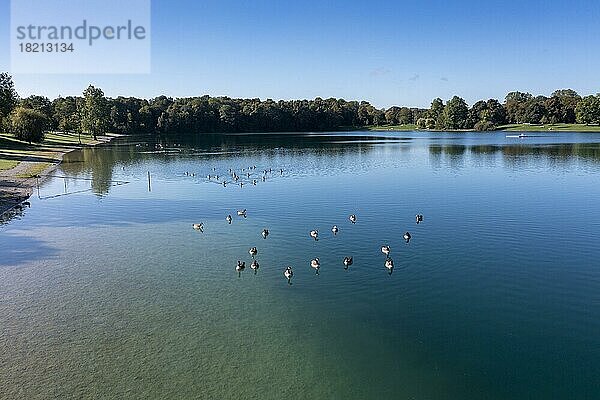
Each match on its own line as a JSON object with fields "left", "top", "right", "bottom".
{"left": 1, "top": 0, "right": 599, "bottom": 108}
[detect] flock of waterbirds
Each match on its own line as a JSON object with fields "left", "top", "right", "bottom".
{"left": 184, "top": 165, "right": 285, "bottom": 188}
{"left": 190, "top": 168, "right": 425, "bottom": 284}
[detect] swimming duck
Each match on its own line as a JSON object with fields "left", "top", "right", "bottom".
{"left": 249, "top": 247, "right": 258, "bottom": 258}
{"left": 381, "top": 245, "right": 390, "bottom": 256}
{"left": 192, "top": 223, "right": 204, "bottom": 232}
{"left": 385, "top": 258, "right": 394, "bottom": 274}
{"left": 403, "top": 232, "right": 411, "bottom": 243}
{"left": 416, "top": 214, "right": 424, "bottom": 224}
{"left": 22, "top": 201, "right": 31, "bottom": 207}
{"left": 251, "top": 259, "right": 259, "bottom": 274}
{"left": 349, "top": 214, "right": 357, "bottom": 224}
{"left": 343, "top": 256, "right": 353, "bottom": 269}
{"left": 311, "top": 258, "right": 320, "bottom": 274}
{"left": 237, "top": 209, "right": 247, "bottom": 217}
{"left": 236, "top": 260, "right": 245, "bottom": 276}
{"left": 226, "top": 215, "right": 232, "bottom": 224}
{"left": 284, "top": 266, "right": 293, "bottom": 283}
{"left": 331, "top": 225, "right": 339, "bottom": 235}
{"left": 310, "top": 230, "right": 319, "bottom": 241}
{"left": 262, "top": 229, "right": 269, "bottom": 239}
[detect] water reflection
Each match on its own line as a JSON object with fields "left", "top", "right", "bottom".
{"left": 56, "top": 133, "right": 600, "bottom": 198}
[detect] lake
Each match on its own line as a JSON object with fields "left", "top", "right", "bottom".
{"left": 1, "top": 131, "right": 599, "bottom": 399}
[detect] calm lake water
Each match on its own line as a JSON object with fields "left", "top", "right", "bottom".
{"left": 1, "top": 131, "right": 599, "bottom": 399}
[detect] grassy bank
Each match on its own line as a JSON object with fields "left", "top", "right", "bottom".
{"left": 498, "top": 123, "right": 600, "bottom": 132}
{"left": 0, "top": 131, "right": 119, "bottom": 215}
{"left": 0, "top": 131, "right": 109, "bottom": 174}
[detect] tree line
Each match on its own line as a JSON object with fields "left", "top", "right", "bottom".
{"left": 1, "top": 72, "right": 599, "bottom": 143}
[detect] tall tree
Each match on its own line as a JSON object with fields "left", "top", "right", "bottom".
{"left": 505, "top": 91, "right": 532, "bottom": 123}
{"left": 428, "top": 98, "right": 445, "bottom": 129}
{"left": 52, "top": 96, "right": 81, "bottom": 134}
{"left": 575, "top": 95, "right": 600, "bottom": 124}
{"left": 81, "top": 85, "right": 110, "bottom": 140}
{"left": 442, "top": 96, "right": 469, "bottom": 129}
{"left": 0, "top": 72, "right": 19, "bottom": 129}
{"left": 551, "top": 89, "right": 580, "bottom": 123}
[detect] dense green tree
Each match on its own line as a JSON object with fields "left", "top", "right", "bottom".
{"left": 524, "top": 96, "right": 547, "bottom": 124}
{"left": 398, "top": 107, "right": 413, "bottom": 124}
{"left": 52, "top": 96, "right": 82, "bottom": 142}
{"left": 505, "top": 91, "right": 533, "bottom": 123}
{"left": 384, "top": 106, "right": 401, "bottom": 124}
{"left": 427, "top": 98, "right": 445, "bottom": 129}
{"left": 9, "top": 106, "right": 49, "bottom": 143}
{"left": 3, "top": 74, "right": 597, "bottom": 136}
{"left": 0, "top": 72, "right": 19, "bottom": 130}
{"left": 575, "top": 95, "right": 600, "bottom": 124}
{"left": 81, "top": 85, "right": 110, "bottom": 140}
{"left": 544, "top": 96, "right": 564, "bottom": 124}
{"left": 485, "top": 99, "right": 506, "bottom": 126}
{"left": 467, "top": 100, "right": 488, "bottom": 128}
{"left": 21, "top": 95, "right": 52, "bottom": 117}
{"left": 442, "top": 96, "right": 469, "bottom": 129}
{"left": 550, "top": 89, "right": 580, "bottom": 123}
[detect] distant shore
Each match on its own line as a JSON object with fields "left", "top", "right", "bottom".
{"left": 366, "top": 123, "right": 600, "bottom": 132}
{"left": 0, "top": 132, "right": 119, "bottom": 216}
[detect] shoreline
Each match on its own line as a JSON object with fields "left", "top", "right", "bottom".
{"left": 365, "top": 123, "right": 600, "bottom": 133}
{"left": 0, "top": 133, "right": 120, "bottom": 216}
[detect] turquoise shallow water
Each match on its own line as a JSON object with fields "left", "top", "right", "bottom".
{"left": 1, "top": 131, "right": 600, "bottom": 399}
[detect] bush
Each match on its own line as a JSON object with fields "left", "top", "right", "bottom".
{"left": 9, "top": 106, "right": 49, "bottom": 143}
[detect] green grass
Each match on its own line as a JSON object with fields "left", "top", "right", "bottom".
{"left": 498, "top": 123, "right": 600, "bottom": 132}
{"left": 0, "top": 159, "right": 18, "bottom": 171}
{"left": 367, "top": 124, "right": 418, "bottom": 131}
{"left": 15, "top": 162, "right": 53, "bottom": 179}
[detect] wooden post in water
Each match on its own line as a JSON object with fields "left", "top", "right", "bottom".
{"left": 147, "top": 171, "right": 152, "bottom": 192}
{"left": 64, "top": 177, "right": 67, "bottom": 193}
